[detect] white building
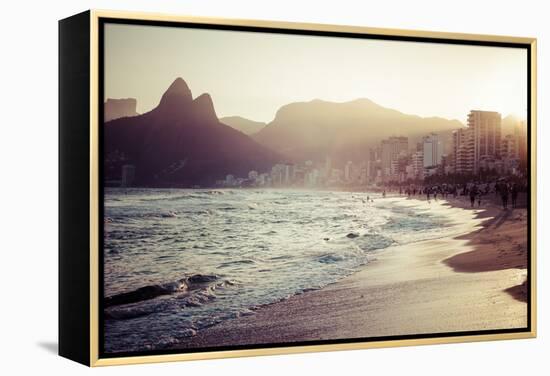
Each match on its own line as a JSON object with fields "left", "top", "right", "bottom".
{"left": 257, "top": 173, "right": 270, "bottom": 186}
{"left": 411, "top": 151, "right": 424, "bottom": 180}
{"left": 305, "top": 168, "right": 320, "bottom": 187}
{"left": 422, "top": 133, "right": 442, "bottom": 168}
{"left": 248, "top": 170, "right": 258, "bottom": 180}
{"left": 225, "top": 174, "right": 235, "bottom": 186}
{"left": 452, "top": 127, "right": 474, "bottom": 174}
{"left": 270, "top": 164, "right": 285, "bottom": 186}
{"left": 468, "top": 110, "right": 502, "bottom": 173}
{"left": 380, "top": 136, "right": 408, "bottom": 180}
{"left": 121, "top": 164, "right": 135, "bottom": 187}
{"left": 284, "top": 164, "right": 293, "bottom": 185}
{"left": 344, "top": 161, "right": 353, "bottom": 182}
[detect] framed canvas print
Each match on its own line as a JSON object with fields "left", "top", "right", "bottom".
{"left": 58, "top": 10, "right": 537, "bottom": 366}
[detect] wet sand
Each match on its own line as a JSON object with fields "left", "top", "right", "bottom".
{"left": 172, "top": 198, "right": 529, "bottom": 349}
{"left": 444, "top": 206, "right": 528, "bottom": 274}
{"left": 441, "top": 195, "right": 528, "bottom": 302}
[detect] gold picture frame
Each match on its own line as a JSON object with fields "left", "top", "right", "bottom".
{"left": 59, "top": 9, "right": 537, "bottom": 367}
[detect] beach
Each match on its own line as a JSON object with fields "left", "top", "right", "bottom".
{"left": 172, "top": 196, "right": 529, "bottom": 349}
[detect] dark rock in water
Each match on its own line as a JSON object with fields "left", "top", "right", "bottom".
{"left": 323, "top": 237, "right": 330, "bottom": 241}
{"left": 346, "top": 233, "right": 359, "bottom": 238}
{"left": 104, "top": 308, "right": 153, "bottom": 320}
{"left": 180, "top": 328, "right": 197, "bottom": 337}
{"left": 104, "top": 274, "right": 219, "bottom": 308}
{"left": 104, "top": 279, "right": 188, "bottom": 307}
{"left": 104, "top": 281, "right": 186, "bottom": 307}
{"left": 187, "top": 274, "right": 218, "bottom": 284}
{"left": 317, "top": 254, "right": 344, "bottom": 264}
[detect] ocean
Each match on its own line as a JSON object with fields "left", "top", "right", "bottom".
{"left": 103, "top": 188, "right": 467, "bottom": 353}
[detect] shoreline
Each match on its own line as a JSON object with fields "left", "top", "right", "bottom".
{"left": 441, "top": 196, "right": 528, "bottom": 302}
{"left": 169, "top": 196, "right": 528, "bottom": 350}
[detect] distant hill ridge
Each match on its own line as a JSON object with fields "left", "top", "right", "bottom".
{"left": 252, "top": 98, "right": 464, "bottom": 163}
{"left": 220, "top": 116, "right": 266, "bottom": 135}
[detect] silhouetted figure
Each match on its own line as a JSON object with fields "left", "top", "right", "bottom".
{"left": 511, "top": 183, "right": 519, "bottom": 208}
{"left": 500, "top": 182, "right": 509, "bottom": 209}
{"left": 469, "top": 185, "right": 477, "bottom": 208}
{"left": 382, "top": 190, "right": 386, "bottom": 198}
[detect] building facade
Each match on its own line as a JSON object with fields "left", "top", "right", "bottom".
{"left": 380, "top": 136, "right": 408, "bottom": 180}
{"left": 422, "top": 133, "right": 442, "bottom": 168}
{"left": 468, "top": 110, "right": 502, "bottom": 173}
{"left": 452, "top": 127, "right": 474, "bottom": 174}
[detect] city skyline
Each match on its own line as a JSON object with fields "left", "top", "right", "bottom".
{"left": 111, "top": 100, "right": 527, "bottom": 189}
{"left": 104, "top": 23, "right": 528, "bottom": 124}
{"left": 216, "top": 108, "right": 527, "bottom": 190}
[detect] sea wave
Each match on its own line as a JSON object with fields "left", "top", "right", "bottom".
{"left": 103, "top": 189, "right": 461, "bottom": 352}
{"left": 104, "top": 274, "right": 229, "bottom": 320}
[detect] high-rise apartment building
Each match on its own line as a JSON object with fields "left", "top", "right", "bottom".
{"left": 380, "top": 136, "right": 408, "bottom": 177}
{"left": 452, "top": 128, "right": 474, "bottom": 174}
{"left": 468, "top": 110, "right": 502, "bottom": 173}
{"left": 422, "top": 133, "right": 442, "bottom": 168}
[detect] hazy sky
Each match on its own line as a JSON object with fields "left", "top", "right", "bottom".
{"left": 104, "top": 23, "right": 528, "bottom": 124}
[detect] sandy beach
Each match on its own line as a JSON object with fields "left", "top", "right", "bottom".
{"left": 172, "top": 197, "right": 529, "bottom": 350}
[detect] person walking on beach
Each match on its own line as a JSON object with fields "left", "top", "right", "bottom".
{"left": 382, "top": 190, "right": 386, "bottom": 198}
{"left": 469, "top": 185, "right": 477, "bottom": 208}
{"left": 511, "top": 183, "right": 519, "bottom": 208}
{"left": 500, "top": 182, "right": 509, "bottom": 209}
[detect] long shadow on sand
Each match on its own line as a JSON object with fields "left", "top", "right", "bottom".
{"left": 442, "top": 202, "right": 528, "bottom": 303}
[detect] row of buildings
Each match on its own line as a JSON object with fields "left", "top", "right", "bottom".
{"left": 452, "top": 110, "right": 527, "bottom": 176}
{"left": 364, "top": 110, "right": 527, "bottom": 184}
{"left": 220, "top": 110, "right": 528, "bottom": 188}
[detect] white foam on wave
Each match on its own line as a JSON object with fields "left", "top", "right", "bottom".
{"left": 103, "top": 189, "right": 477, "bottom": 352}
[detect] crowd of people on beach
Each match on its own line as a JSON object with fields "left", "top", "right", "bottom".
{"left": 388, "top": 178, "right": 528, "bottom": 210}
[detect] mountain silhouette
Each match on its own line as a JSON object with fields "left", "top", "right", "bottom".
{"left": 253, "top": 98, "right": 463, "bottom": 163}
{"left": 220, "top": 116, "right": 266, "bottom": 135}
{"left": 104, "top": 98, "right": 139, "bottom": 122}
{"left": 104, "top": 78, "right": 283, "bottom": 187}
